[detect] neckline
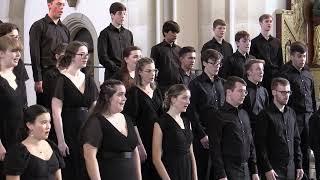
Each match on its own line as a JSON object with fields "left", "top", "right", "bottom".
{"left": 61, "top": 73, "right": 86, "bottom": 95}
{"left": 165, "top": 113, "right": 186, "bottom": 130}
{"left": 100, "top": 114, "right": 129, "bottom": 138}
{"left": 0, "top": 75, "right": 18, "bottom": 91}
{"left": 21, "top": 142, "right": 54, "bottom": 161}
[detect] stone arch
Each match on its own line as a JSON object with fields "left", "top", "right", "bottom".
{"left": 62, "top": 13, "right": 100, "bottom": 82}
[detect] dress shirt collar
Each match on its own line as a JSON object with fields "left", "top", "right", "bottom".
{"left": 45, "top": 14, "right": 63, "bottom": 26}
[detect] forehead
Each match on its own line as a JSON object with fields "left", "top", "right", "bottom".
{"left": 129, "top": 50, "right": 142, "bottom": 55}
{"left": 183, "top": 52, "right": 196, "bottom": 58}
{"left": 115, "top": 84, "right": 126, "bottom": 93}
{"left": 250, "top": 62, "right": 264, "bottom": 69}
{"left": 178, "top": 90, "right": 191, "bottom": 96}
{"left": 262, "top": 17, "right": 272, "bottom": 22}
{"left": 77, "top": 46, "right": 88, "bottom": 52}
{"left": 142, "top": 63, "right": 155, "bottom": 69}
{"left": 234, "top": 82, "right": 246, "bottom": 89}
{"left": 51, "top": 0, "right": 65, "bottom": 4}
{"left": 275, "top": 84, "right": 290, "bottom": 90}
{"left": 214, "top": 25, "right": 226, "bottom": 29}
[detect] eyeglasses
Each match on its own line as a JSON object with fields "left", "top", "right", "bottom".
{"left": 143, "top": 69, "right": 159, "bottom": 74}
{"left": 75, "top": 53, "right": 90, "bottom": 59}
{"left": 275, "top": 90, "right": 292, "bottom": 96}
{"left": 207, "top": 61, "right": 221, "bottom": 66}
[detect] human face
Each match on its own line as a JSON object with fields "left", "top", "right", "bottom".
{"left": 0, "top": 48, "right": 21, "bottom": 68}
{"left": 227, "top": 82, "right": 247, "bottom": 107}
{"left": 6, "top": 29, "right": 20, "bottom": 40}
{"left": 73, "top": 46, "right": 89, "bottom": 68}
{"left": 247, "top": 63, "right": 264, "bottom": 83}
{"left": 213, "top": 25, "right": 226, "bottom": 39}
{"left": 180, "top": 52, "right": 196, "bottom": 71}
{"left": 291, "top": 52, "right": 307, "bottom": 70}
{"left": 125, "top": 50, "right": 142, "bottom": 71}
{"left": 236, "top": 37, "right": 251, "bottom": 54}
{"left": 203, "top": 59, "right": 221, "bottom": 77}
{"left": 139, "top": 63, "right": 157, "bottom": 85}
{"left": 48, "top": 0, "right": 65, "bottom": 19}
{"left": 111, "top": 11, "right": 126, "bottom": 26}
{"left": 272, "top": 84, "right": 291, "bottom": 106}
{"left": 260, "top": 17, "right": 273, "bottom": 32}
{"left": 164, "top": 31, "right": 178, "bottom": 43}
{"left": 171, "top": 90, "right": 191, "bottom": 113}
{"left": 109, "top": 85, "right": 127, "bottom": 114}
{"left": 27, "top": 113, "right": 51, "bottom": 140}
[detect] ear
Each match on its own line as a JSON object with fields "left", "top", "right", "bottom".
{"left": 235, "top": 41, "right": 240, "bottom": 48}
{"left": 26, "top": 122, "right": 33, "bottom": 131}
{"left": 271, "top": 89, "right": 276, "bottom": 97}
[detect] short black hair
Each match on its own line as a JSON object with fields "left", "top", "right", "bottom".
{"left": 179, "top": 46, "right": 196, "bottom": 58}
{"left": 290, "top": 41, "right": 307, "bottom": 55}
{"left": 201, "top": 49, "right": 223, "bottom": 63}
{"left": 109, "top": 2, "right": 126, "bottom": 15}
{"left": 224, "top": 76, "right": 247, "bottom": 92}
{"left": 162, "top": 20, "right": 180, "bottom": 37}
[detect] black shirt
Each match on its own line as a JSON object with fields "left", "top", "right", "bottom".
{"left": 250, "top": 34, "right": 283, "bottom": 89}
{"left": 98, "top": 24, "right": 134, "bottom": 77}
{"left": 220, "top": 50, "right": 255, "bottom": 79}
{"left": 208, "top": 103, "right": 257, "bottom": 179}
{"left": 150, "top": 40, "right": 181, "bottom": 94}
{"left": 179, "top": 68, "right": 197, "bottom": 86}
{"left": 280, "top": 62, "right": 316, "bottom": 113}
{"left": 243, "top": 79, "right": 269, "bottom": 130}
{"left": 29, "top": 14, "right": 70, "bottom": 82}
{"left": 255, "top": 103, "right": 302, "bottom": 173}
{"left": 187, "top": 72, "right": 225, "bottom": 139}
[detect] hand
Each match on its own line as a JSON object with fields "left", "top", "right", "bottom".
{"left": 265, "top": 169, "right": 278, "bottom": 180}
{"left": 252, "top": 174, "right": 260, "bottom": 180}
{"left": 0, "top": 144, "right": 6, "bottom": 161}
{"left": 58, "top": 141, "right": 69, "bottom": 157}
{"left": 218, "top": 177, "right": 227, "bottom": 180}
{"left": 137, "top": 144, "right": 147, "bottom": 162}
{"left": 200, "top": 135, "right": 209, "bottom": 149}
{"left": 296, "top": 169, "right": 304, "bottom": 180}
{"left": 34, "top": 81, "right": 43, "bottom": 93}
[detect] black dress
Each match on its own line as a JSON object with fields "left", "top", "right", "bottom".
{"left": 53, "top": 74, "right": 98, "bottom": 180}
{"left": 123, "top": 86, "right": 163, "bottom": 179}
{"left": 0, "top": 75, "right": 26, "bottom": 180}
{"left": 80, "top": 114, "right": 138, "bottom": 180}
{"left": 0, "top": 75, "right": 26, "bottom": 149}
{"left": 4, "top": 140, "right": 65, "bottom": 180}
{"left": 157, "top": 113, "right": 193, "bottom": 180}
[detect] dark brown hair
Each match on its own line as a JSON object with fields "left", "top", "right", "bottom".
{"left": 134, "top": 57, "right": 157, "bottom": 90}
{"left": 259, "top": 14, "right": 272, "bottom": 23}
{"left": 235, "top": 30, "right": 250, "bottom": 42}
{"left": 162, "top": 20, "right": 180, "bottom": 37}
{"left": 59, "top": 41, "right": 88, "bottom": 68}
{"left": 213, "top": 19, "right": 226, "bottom": 28}
{"left": 271, "top": 77, "right": 290, "bottom": 90}
{"left": 201, "top": 49, "right": 223, "bottom": 63}
{"left": 109, "top": 2, "right": 126, "bottom": 15}
{"left": 244, "top": 59, "right": 265, "bottom": 72}
{"left": 163, "top": 84, "right": 189, "bottom": 110}
{"left": 224, "top": 76, "right": 247, "bottom": 93}
{"left": 0, "top": 23, "right": 19, "bottom": 37}
{"left": 0, "top": 36, "right": 22, "bottom": 52}
{"left": 290, "top": 41, "right": 307, "bottom": 55}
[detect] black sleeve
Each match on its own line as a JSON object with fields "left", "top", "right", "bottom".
{"left": 254, "top": 110, "right": 273, "bottom": 173}
{"left": 88, "top": 76, "right": 99, "bottom": 102}
{"left": 311, "top": 79, "right": 317, "bottom": 112}
{"left": 208, "top": 111, "right": 227, "bottom": 179}
{"left": 248, "top": 122, "right": 258, "bottom": 175}
{"left": 80, "top": 116, "right": 103, "bottom": 148}
{"left": 52, "top": 75, "right": 64, "bottom": 101}
{"left": 276, "top": 41, "right": 284, "bottom": 68}
{"left": 4, "top": 144, "right": 30, "bottom": 176}
{"left": 29, "top": 20, "right": 44, "bottom": 82}
{"left": 293, "top": 111, "right": 303, "bottom": 169}
{"left": 97, "top": 30, "right": 117, "bottom": 72}
{"left": 150, "top": 46, "right": 160, "bottom": 67}
{"left": 187, "top": 81, "right": 206, "bottom": 139}
{"left": 309, "top": 111, "right": 320, "bottom": 153}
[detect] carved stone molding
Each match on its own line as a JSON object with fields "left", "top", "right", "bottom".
{"left": 67, "top": 0, "right": 77, "bottom": 7}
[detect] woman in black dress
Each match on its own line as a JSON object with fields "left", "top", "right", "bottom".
{"left": 112, "top": 46, "right": 142, "bottom": 90}
{"left": 4, "top": 105, "right": 64, "bottom": 180}
{"left": 0, "top": 36, "right": 25, "bottom": 180}
{"left": 0, "top": 23, "right": 29, "bottom": 84}
{"left": 152, "top": 84, "right": 197, "bottom": 180}
{"left": 51, "top": 41, "right": 98, "bottom": 180}
{"left": 123, "top": 57, "right": 163, "bottom": 179}
{"left": 81, "top": 80, "right": 141, "bottom": 180}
